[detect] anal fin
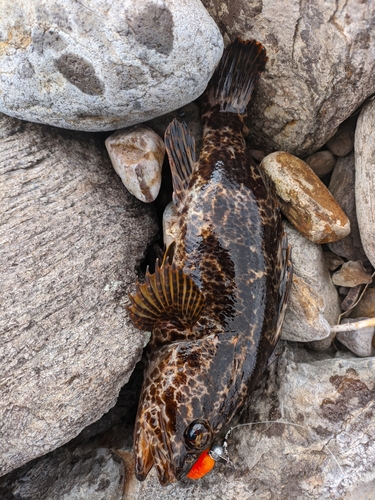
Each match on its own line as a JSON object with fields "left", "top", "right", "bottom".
{"left": 128, "top": 261, "right": 205, "bottom": 332}
{"left": 164, "top": 119, "right": 196, "bottom": 211}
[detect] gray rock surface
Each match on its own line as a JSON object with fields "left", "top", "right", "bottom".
{"left": 328, "top": 152, "right": 368, "bottom": 263}
{"left": 285, "top": 223, "right": 341, "bottom": 350}
{"left": 281, "top": 275, "right": 331, "bottom": 342}
{"left": 4, "top": 345, "right": 375, "bottom": 499}
{"left": 0, "top": 112, "right": 158, "bottom": 476}
{"left": 202, "top": 0, "right": 375, "bottom": 156}
{"left": 0, "top": 0, "right": 223, "bottom": 131}
{"left": 355, "top": 99, "right": 375, "bottom": 268}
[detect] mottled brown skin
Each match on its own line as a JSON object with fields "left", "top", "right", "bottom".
{"left": 131, "top": 40, "right": 292, "bottom": 486}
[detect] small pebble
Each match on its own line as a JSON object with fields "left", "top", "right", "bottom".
{"left": 105, "top": 126, "right": 165, "bottom": 203}
{"left": 337, "top": 317, "right": 375, "bottom": 357}
{"left": 248, "top": 149, "right": 265, "bottom": 163}
{"left": 304, "top": 150, "right": 336, "bottom": 177}
{"left": 326, "top": 116, "right": 356, "bottom": 156}
{"left": 162, "top": 202, "right": 179, "bottom": 249}
{"left": 350, "top": 288, "right": 375, "bottom": 318}
{"left": 332, "top": 260, "right": 373, "bottom": 287}
{"left": 323, "top": 251, "right": 345, "bottom": 271}
{"left": 341, "top": 284, "right": 363, "bottom": 312}
{"left": 260, "top": 152, "right": 350, "bottom": 244}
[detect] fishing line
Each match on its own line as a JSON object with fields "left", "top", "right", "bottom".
{"left": 221, "top": 419, "right": 346, "bottom": 479}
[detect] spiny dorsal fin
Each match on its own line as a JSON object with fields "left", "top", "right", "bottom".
{"left": 164, "top": 119, "right": 196, "bottom": 211}
{"left": 127, "top": 260, "right": 205, "bottom": 331}
{"left": 204, "top": 38, "right": 267, "bottom": 114}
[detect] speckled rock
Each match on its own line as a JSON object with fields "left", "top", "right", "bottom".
{"left": 285, "top": 222, "right": 341, "bottom": 350}
{"left": 281, "top": 275, "right": 331, "bottom": 342}
{"left": 328, "top": 152, "right": 368, "bottom": 263}
{"left": 304, "top": 150, "right": 336, "bottom": 178}
{"left": 105, "top": 126, "right": 165, "bottom": 203}
{"left": 202, "top": 0, "right": 375, "bottom": 156}
{"left": 0, "top": 112, "right": 158, "bottom": 476}
{"left": 3, "top": 344, "right": 375, "bottom": 500}
{"left": 337, "top": 318, "right": 375, "bottom": 358}
{"left": 355, "top": 98, "right": 375, "bottom": 268}
{"left": 260, "top": 152, "right": 350, "bottom": 244}
{"left": 0, "top": 0, "right": 223, "bottom": 131}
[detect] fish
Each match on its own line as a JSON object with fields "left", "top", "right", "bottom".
{"left": 127, "top": 38, "right": 293, "bottom": 486}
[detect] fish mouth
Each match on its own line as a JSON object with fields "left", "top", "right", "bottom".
{"left": 134, "top": 424, "right": 190, "bottom": 486}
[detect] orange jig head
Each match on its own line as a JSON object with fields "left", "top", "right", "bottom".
{"left": 186, "top": 444, "right": 226, "bottom": 480}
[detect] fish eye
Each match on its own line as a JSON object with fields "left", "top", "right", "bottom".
{"left": 184, "top": 420, "right": 212, "bottom": 450}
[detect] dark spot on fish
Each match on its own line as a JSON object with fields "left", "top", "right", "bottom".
{"left": 129, "top": 3, "right": 174, "bottom": 55}
{"left": 55, "top": 53, "right": 104, "bottom": 95}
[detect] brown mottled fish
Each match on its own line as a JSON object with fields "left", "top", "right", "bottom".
{"left": 128, "top": 38, "right": 292, "bottom": 486}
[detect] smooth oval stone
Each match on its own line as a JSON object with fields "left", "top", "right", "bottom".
{"left": 304, "top": 150, "right": 336, "bottom": 178}
{"left": 337, "top": 318, "right": 375, "bottom": 357}
{"left": 0, "top": 0, "right": 223, "bottom": 131}
{"left": 260, "top": 152, "right": 350, "bottom": 244}
{"left": 355, "top": 99, "right": 375, "bottom": 268}
{"left": 105, "top": 126, "right": 165, "bottom": 203}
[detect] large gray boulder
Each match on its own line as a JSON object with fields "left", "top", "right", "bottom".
{"left": 0, "top": 0, "right": 223, "bottom": 131}
{"left": 202, "top": 0, "right": 375, "bottom": 156}
{"left": 0, "top": 112, "right": 158, "bottom": 476}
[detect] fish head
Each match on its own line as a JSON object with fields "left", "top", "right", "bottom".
{"left": 134, "top": 334, "right": 225, "bottom": 485}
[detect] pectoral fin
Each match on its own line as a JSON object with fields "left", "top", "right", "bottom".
{"left": 128, "top": 261, "right": 205, "bottom": 331}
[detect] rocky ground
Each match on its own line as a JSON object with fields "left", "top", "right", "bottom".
{"left": 1, "top": 1, "right": 375, "bottom": 499}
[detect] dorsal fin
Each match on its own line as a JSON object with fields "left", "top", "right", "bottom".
{"left": 164, "top": 119, "right": 196, "bottom": 211}
{"left": 127, "top": 260, "right": 205, "bottom": 331}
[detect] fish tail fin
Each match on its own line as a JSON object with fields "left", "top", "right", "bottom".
{"left": 204, "top": 38, "right": 267, "bottom": 115}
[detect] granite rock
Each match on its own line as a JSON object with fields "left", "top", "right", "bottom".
{"left": 202, "top": 0, "right": 375, "bottom": 156}
{"left": 0, "top": 112, "right": 158, "bottom": 476}
{"left": 355, "top": 99, "right": 375, "bottom": 268}
{"left": 0, "top": 0, "right": 223, "bottom": 131}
